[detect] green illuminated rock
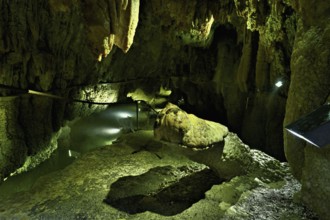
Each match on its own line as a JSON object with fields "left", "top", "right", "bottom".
{"left": 154, "top": 103, "right": 229, "bottom": 149}
{"left": 0, "top": 131, "right": 317, "bottom": 219}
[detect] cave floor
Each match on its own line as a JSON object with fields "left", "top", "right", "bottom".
{"left": 0, "top": 131, "right": 317, "bottom": 220}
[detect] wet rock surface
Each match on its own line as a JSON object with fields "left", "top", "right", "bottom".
{"left": 0, "top": 131, "right": 317, "bottom": 219}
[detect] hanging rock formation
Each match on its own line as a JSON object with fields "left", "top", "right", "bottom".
{"left": 83, "top": 0, "right": 140, "bottom": 61}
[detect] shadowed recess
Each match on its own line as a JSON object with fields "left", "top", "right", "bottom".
{"left": 104, "top": 165, "right": 222, "bottom": 216}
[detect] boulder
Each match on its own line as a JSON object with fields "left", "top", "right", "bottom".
{"left": 153, "top": 104, "right": 286, "bottom": 181}
{"left": 154, "top": 103, "right": 229, "bottom": 149}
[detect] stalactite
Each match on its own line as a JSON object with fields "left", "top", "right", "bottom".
{"left": 112, "top": 0, "right": 140, "bottom": 53}
{"left": 84, "top": 0, "right": 140, "bottom": 61}
{"left": 236, "top": 29, "right": 252, "bottom": 92}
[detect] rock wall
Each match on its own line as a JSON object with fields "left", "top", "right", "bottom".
{"left": 0, "top": 97, "right": 26, "bottom": 181}
{"left": 284, "top": 0, "right": 330, "bottom": 218}
{"left": 0, "top": 0, "right": 140, "bottom": 180}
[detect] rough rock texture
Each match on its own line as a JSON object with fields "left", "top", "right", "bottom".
{"left": 83, "top": 0, "right": 140, "bottom": 60}
{"left": 0, "top": 0, "right": 139, "bottom": 180}
{"left": 0, "top": 97, "right": 26, "bottom": 181}
{"left": 284, "top": 23, "right": 330, "bottom": 181}
{"left": 154, "top": 103, "right": 228, "bottom": 149}
{"left": 222, "top": 174, "right": 317, "bottom": 220}
{"left": 283, "top": 0, "right": 330, "bottom": 218}
{"left": 0, "top": 131, "right": 317, "bottom": 219}
{"left": 300, "top": 146, "right": 330, "bottom": 220}
{"left": 155, "top": 123, "right": 286, "bottom": 181}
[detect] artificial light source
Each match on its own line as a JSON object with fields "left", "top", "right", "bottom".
{"left": 275, "top": 81, "right": 283, "bottom": 88}
{"left": 68, "top": 149, "right": 80, "bottom": 158}
{"left": 102, "top": 128, "right": 122, "bottom": 135}
{"left": 285, "top": 103, "right": 330, "bottom": 147}
{"left": 116, "top": 112, "right": 132, "bottom": 118}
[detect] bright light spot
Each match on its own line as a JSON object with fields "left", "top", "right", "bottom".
{"left": 275, "top": 81, "right": 283, "bottom": 88}
{"left": 286, "top": 129, "right": 319, "bottom": 147}
{"left": 3, "top": 177, "right": 8, "bottom": 182}
{"left": 102, "top": 128, "right": 121, "bottom": 135}
{"left": 117, "top": 112, "right": 132, "bottom": 118}
{"left": 68, "top": 150, "right": 72, "bottom": 157}
{"left": 104, "top": 140, "right": 114, "bottom": 145}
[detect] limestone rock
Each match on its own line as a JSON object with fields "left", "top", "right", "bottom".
{"left": 82, "top": 0, "right": 140, "bottom": 60}
{"left": 0, "top": 131, "right": 316, "bottom": 219}
{"left": 284, "top": 24, "right": 330, "bottom": 179}
{"left": 283, "top": 18, "right": 330, "bottom": 219}
{"left": 154, "top": 103, "right": 229, "bottom": 149}
{"left": 170, "top": 132, "right": 287, "bottom": 181}
{"left": 300, "top": 146, "right": 330, "bottom": 220}
{"left": 148, "top": 0, "right": 216, "bottom": 47}
{"left": 153, "top": 103, "right": 286, "bottom": 181}
{"left": 0, "top": 97, "right": 26, "bottom": 181}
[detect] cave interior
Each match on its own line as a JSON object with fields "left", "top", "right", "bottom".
{"left": 0, "top": 0, "right": 330, "bottom": 219}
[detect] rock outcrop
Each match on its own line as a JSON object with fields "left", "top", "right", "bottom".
{"left": 0, "top": 131, "right": 317, "bottom": 219}
{"left": 154, "top": 103, "right": 229, "bottom": 149}
{"left": 283, "top": 1, "right": 330, "bottom": 218}
{"left": 0, "top": 0, "right": 139, "bottom": 180}
{"left": 153, "top": 104, "right": 285, "bottom": 181}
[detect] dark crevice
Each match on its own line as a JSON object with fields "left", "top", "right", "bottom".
{"left": 104, "top": 166, "right": 222, "bottom": 216}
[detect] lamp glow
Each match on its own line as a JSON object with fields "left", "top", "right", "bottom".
{"left": 117, "top": 112, "right": 132, "bottom": 118}
{"left": 275, "top": 81, "right": 283, "bottom": 88}
{"left": 102, "top": 128, "right": 121, "bottom": 135}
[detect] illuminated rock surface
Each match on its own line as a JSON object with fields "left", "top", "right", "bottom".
{"left": 0, "top": 131, "right": 317, "bottom": 219}
{"left": 154, "top": 103, "right": 229, "bottom": 149}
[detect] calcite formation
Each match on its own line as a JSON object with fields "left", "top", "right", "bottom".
{"left": 154, "top": 103, "right": 228, "bottom": 149}
{"left": 83, "top": 0, "right": 140, "bottom": 60}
